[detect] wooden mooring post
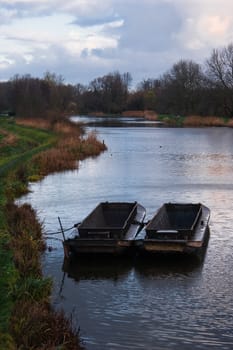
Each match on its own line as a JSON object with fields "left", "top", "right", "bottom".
{"left": 58, "top": 216, "right": 66, "bottom": 241}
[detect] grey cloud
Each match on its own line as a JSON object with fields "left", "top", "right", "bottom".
{"left": 0, "top": 0, "right": 229, "bottom": 86}
{"left": 71, "top": 14, "right": 119, "bottom": 27}
{"left": 116, "top": 1, "right": 182, "bottom": 52}
{"left": 1, "top": 2, "right": 42, "bottom": 15}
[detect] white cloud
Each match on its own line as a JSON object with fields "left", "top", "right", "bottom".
{"left": 0, "top": 55, "right": 14, "bottom": 69}
{"left": 1, "top": 0, "right": 233, "bottom": 83}
{"left": 172, "top": 0, "right": 233, "bottom": 51}
{"left": 0, "top": 0, "right": 116, "bottom": 24}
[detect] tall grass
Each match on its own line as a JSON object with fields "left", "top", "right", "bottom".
{"left": 0, "top": 128, "right": 18, "bottom": 146}
{"left": 0, "top": 116, "right": 106, "bottom": 349}
{"left": 6, "top": 203, "right": 45, "bottom": 276}
{"left": 16, "top": 118, "right": 53, "bottom": 130}
{"left": 226, "top": 119, "right": 233, "bottom": 127}
{"left": 31, "top": 127, "right": 106, "bottom": 178}
{"left": 4, "top": 202, "right": 84, "bottom": 349}
{"left": 144, "top": 110, "right": 158, "bottom": 120}
{"left": 183, "top": 115, "right": 227, "bottom": 127}
{"left": 10, "top": 301, "right": 83, "bottom": 350}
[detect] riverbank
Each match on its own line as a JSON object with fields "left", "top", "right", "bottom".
{"left": 0, "top": 116, "right": 106, "bottom": 349}
{"left": 89, "top": 110, "right": 233, "bottom": 127}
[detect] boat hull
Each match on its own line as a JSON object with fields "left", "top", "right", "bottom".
{"left": 63, "top": 238, "right": 132, "bottom": 257}
{"left": 63, "top": 202, "right": 146, "bottom": 258}
{"left": 135, "top": 203, "right": 210, "bottom": 261}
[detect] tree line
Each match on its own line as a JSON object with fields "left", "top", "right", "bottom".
{"left": 1, "top": 43, "right": 233, "bottom": 118}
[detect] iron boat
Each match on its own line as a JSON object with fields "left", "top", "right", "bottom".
{"left": 135, "top": 203, "right": 210, "bottom": 260}
{"left": 63, "top": 201, "right": 146, "bottom": 258}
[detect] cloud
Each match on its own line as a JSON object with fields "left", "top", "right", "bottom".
{"left": 172, "top": 0, "right": 233, "bottom": 51}
{"left": 0, "top": 0, "right": 117, "bottom": 24}
{"left": 1, "top": 0, "right": 233, "bottom": 85}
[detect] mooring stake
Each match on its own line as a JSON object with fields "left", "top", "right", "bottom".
{"left": 58, "top": 216, "right": 66, "bottom": 241}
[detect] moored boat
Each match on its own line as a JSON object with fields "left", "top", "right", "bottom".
{"left": 135, "top": 203, "right": 210, "bottom": 260}
{"left": 63, "top": 201, "right": 146, "bottom": 258}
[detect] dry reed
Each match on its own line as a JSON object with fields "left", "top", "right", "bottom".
{"left": 10, "top": 301, "right": 83, "bottom": 349}
{"left": 6, "top": 203, "right": 45, "bottom": 276}
{"left": 15, "top": 117, "right": 106, "bottom": 177}
{"left": 183, "top": 115, "right": 226, "bottom": 127}
{"left": 5, "top": 202, "right": 84, "bottom": 349}
{"left": 226, "top": 119, "right": 233, "bottom": 127}
{"left": 0, "top": 128, "right": 18, "bottom": 146}
{"left": 16, "top": 118, "right": 53, "bottom": 130}
{"left": 122, "top": 110, "right": 145, "bottom": 117}
{"left": 144, "top": 110, "right": 158, "bottom": 120}
{"left": 32, "top": 130, "right": 106, "bottom": 177}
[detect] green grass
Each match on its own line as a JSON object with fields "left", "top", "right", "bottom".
{"left": 0, "top": 234, "right": 19, "bottom": 332}
{"left": 157, "top": 114, "right": 185, "bottom": 126}
{"left": 0, "top": 117, "right": 103, "bottom": 349}
{"left": 0, "top": 118, "right": 56, "bottom": 347}
{"left": 0, "top": 117, "right": 55, "bottom": 167}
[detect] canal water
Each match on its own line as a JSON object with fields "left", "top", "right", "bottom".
{"left": 19, "top": 116, "right": 233, "bottom": 349}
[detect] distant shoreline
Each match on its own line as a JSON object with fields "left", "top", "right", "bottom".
{"left": 84, "top": 110, "right": 233, "bottom": 127}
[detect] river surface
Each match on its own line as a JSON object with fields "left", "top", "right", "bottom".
{"left": 19, "top": 116, "right": 233, "bottom": 349}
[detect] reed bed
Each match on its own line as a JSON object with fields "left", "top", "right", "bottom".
{"left": 5, "top": 202, "right": 83, "bottom": 349}
{"left": 32, "top": 130, "right": 106, "bottom": 177}
{"left": 183, "top": 115, "right": 227, "bottom": 127}
{"left": 10, "top": 301, "right": 83, "bottom": 350}
{"left": 122, "top": 110, "right": 146, "bottom": 117}
{"left": 6, "top": 203, "right": 45, "bottom": 276}
{"left": 0, "top": 117, "right": 105, "bottom": 349}
{"left": 226, "top": 119, "right": 233, "bottom": 127}
{"left": 15, "top": 117, "right": 106, "bottom": 178}
{"left": 144, "top": 110, "right": 158, "bottom": 120}
{"left": 16, "top": 118, "right": 53, "bottom": 130}
{"left": 16, "top": 117, "right": 83, "bottom": 135}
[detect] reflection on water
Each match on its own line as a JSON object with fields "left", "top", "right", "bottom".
{"left": 19, "top": 118, "right": 233, "bottom": 349}
{"left": 71, "top": 115, "right": 161, "bottom": 128}
{"left": 62, "top": 256, "right": 133, "bottom": 282}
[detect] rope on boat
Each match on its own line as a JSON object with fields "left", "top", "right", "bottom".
{"left": 44, "top": 223, "right": 80, "bottom": 236}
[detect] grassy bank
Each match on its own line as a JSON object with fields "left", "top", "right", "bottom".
{"left": 0, "top": 116, "right": 106, "bottom": 349}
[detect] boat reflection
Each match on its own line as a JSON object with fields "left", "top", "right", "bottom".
{"left": 62, "top": 255, "right": 133, "bottom": 282}
{"left": 134, "top": 254, "right": 204, "bottom": 279}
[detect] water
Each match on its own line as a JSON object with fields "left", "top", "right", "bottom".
{"left": 19, "top": 116, "right": 233, "bottom": 349}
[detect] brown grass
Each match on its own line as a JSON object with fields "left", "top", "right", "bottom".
{"left": 10, "top": 301, "right": 83, "bottom": 350}
{"left": 183, "top": 115, "right": 226, "bottom": 127}
{"left": 0, "top": 128, "right": 18, "bottom": 146}
{"left": 53, "top": 120, "right": 82, "bottom": 135}
{"left": 121, "top": 110, "right": 158, "bottom": 120}
{"left": 5, "top": 203, "right": 45, "bottom": 277}
{"left": 32, "top": 129, "right": 106, "bottom": 177}
{"left": 226, "top": 119, "right": 233, "bottom": 127}
{"left": 5, "top": 202, "right": 84, "bottom": 349}
{"left": 144, "top": 110, "right": 158, "bottom": 120}
{"left": 15, "top": 117, "right": 106, "bottom": 177}
{"left": 2, "top": 117, "right": 102, "bottom": 349}
{"left": 122, "top": 110, "right": 146, "bottom": 117}
{"left": 88, "top": 111, "right": 106, "bottom": 117}
{"left": 16, "top": 118, "right": 53, "bottom": 130}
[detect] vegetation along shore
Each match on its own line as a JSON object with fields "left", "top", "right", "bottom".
{"left": 90, "top": 110, "right": 233, "bottom": 127}
{"left": 0, "top": 116, "right": 106, "bottom": 349}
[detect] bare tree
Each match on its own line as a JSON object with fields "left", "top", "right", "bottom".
{"left": 206, "top": 44, "right": 233, "bottom": 116}
{"left": 206, "top": 44, "right": 233, "bottom": 88}
{"left": 159, "top": 60, "right": 205, "bottom": 115}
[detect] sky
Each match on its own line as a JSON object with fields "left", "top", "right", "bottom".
{"left": 0, "top": 0, "right": 233, "bottom": 86}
